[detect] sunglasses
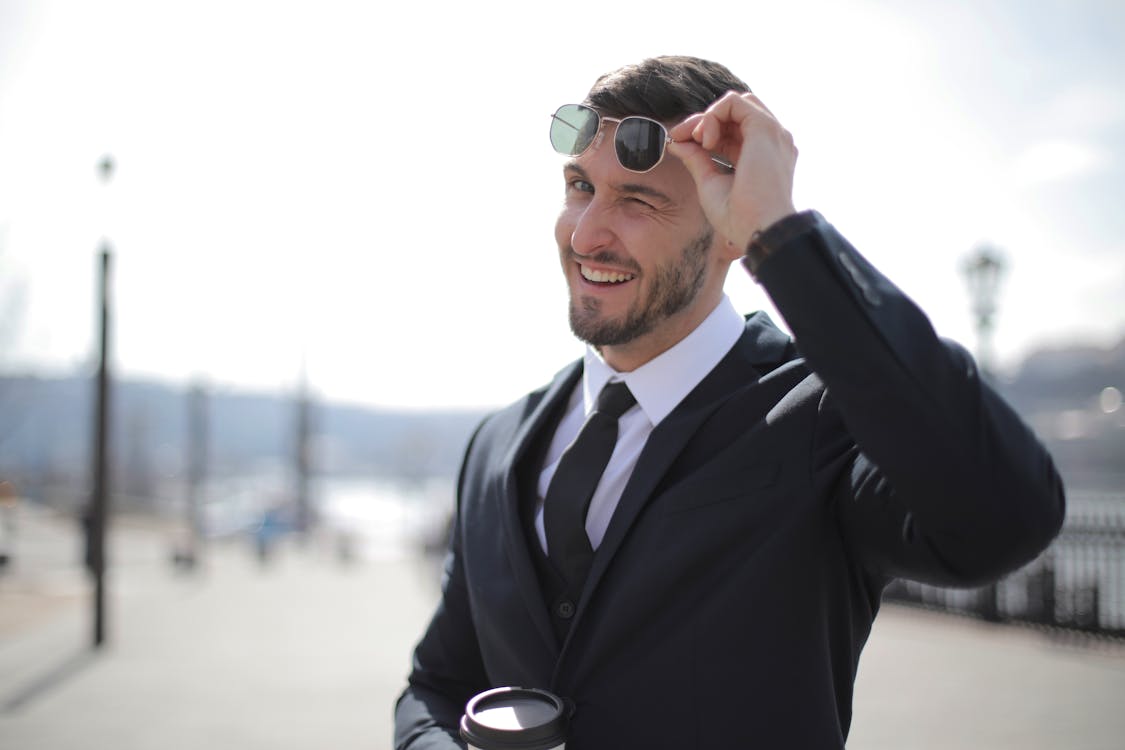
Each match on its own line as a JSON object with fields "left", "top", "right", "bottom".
{"left": 549, "top": 103, "right": 734, "bottom": 174}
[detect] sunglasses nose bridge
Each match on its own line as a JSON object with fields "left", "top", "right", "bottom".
{"left": 591, "top": 127, "right": 607, "bottom": 152}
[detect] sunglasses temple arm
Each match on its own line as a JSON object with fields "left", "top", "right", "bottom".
{"left": 709, "top": 154, "right": 735, "bottom": 172}
{"left": 665, "top": 135, "right": 734, "bottom": 172}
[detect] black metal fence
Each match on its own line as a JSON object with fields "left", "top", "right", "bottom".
{"left": 882, "top": 490, "right": 1125, "bottom": 639}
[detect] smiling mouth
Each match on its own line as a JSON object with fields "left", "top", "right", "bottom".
{"left": 580, "top": 264, "right": 636, "bottom": 284}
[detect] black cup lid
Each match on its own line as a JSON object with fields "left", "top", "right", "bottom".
{"left": 460, "top": 687, "right": 567, "bottom": 749}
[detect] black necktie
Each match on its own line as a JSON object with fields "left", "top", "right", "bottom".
{"left": 544, "top": 381, "right": 637, "bottom": 592}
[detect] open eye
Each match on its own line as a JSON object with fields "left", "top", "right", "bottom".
{"left": 567, "top": 178, "right": 594, "bottom": 194}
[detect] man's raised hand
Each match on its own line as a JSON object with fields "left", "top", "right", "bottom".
{"left": 667, "top": 91, "right": 798, "bottom": 257}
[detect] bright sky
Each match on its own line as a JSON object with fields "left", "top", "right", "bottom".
{"left": 1, "top": 0, "right": 1122, "bottom": 409}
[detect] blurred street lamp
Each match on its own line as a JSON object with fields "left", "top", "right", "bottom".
{"left": 962, "top": 245, "right": 1006, "bottom": 378}
{"left": 86, "top": 154, "right": 115, "bottom": 647}
{"left": 293, "top": 369, "right": 314, "bottom": 541}
{"left": 962, "top": 244, "right": 1006, "bottom": 623}
{"left": 174, "top": 382, "right": 208, "bottom": 570}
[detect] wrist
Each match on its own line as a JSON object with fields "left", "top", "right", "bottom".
{"left": 742, "top": 210, "right": 820, "bottom": 279}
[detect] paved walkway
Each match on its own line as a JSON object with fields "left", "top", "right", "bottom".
{"left": 1, "top": 505, "right": 1124, "bottom": 749}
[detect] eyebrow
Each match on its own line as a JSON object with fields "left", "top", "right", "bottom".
{"left": 563, "top": 163, "right": 675, "bottom": 205}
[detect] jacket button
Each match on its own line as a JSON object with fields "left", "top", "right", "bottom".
{"left": 556, "top": 600, "right": 575, "bottom": 619}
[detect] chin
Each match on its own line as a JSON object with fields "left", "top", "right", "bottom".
{"left": 568, "top": 305, "right": 651, "bottom": 349}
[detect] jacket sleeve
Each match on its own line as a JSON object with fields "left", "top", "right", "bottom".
{"left": 753, "top": 211, "right": 1066, "bottom": 587}
{"left": 394, "top": 423, "right": 491, "bottom": 750}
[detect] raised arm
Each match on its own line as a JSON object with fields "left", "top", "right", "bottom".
{"left": 668, "top": 92, "right": 1064, "bottom": 584}
{"left": 753, "top": 211, "right": 1064, "bottom": 584}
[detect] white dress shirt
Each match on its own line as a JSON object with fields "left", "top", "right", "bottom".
{"left": 534, "top": 295, "right": 746, "bottom": 553}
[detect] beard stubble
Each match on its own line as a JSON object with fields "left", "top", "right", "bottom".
{"left": 567, "top": 225, "right": 713, "bottom": 348}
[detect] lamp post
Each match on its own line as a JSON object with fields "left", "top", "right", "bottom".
{"left": 962, "top": 245, "right": 1006, "bottom": 379}
{"left": 962, "top": 244, "right": 1005, "bottom": 622}
{"left": 293, "top": 369, "right": 314, "bottom": 541}
{"left": 179, "top": 382, "right": 208, "bottom": 570}
{"left": 86, "top": 154, "right": 115, "bottom": 647}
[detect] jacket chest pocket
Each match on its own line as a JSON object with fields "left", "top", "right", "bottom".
{"left": 659, "top": 460, "right": 780, "bottom": 514}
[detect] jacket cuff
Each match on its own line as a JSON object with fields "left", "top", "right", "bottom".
{"left": 741, "top": 210, "right": 822, "bottom": 279}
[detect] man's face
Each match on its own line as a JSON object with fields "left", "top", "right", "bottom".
{"left": 554, "top": 120, "right": 720, "bottom": 364}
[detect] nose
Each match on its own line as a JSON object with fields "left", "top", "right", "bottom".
{"left": 568, "top": 197, "right": 616, "bottom": 258}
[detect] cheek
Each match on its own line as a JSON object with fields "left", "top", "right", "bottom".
{"left": 555, "top": 208, "right": 577, "bottom": 250}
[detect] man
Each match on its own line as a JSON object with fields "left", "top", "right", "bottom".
{"left": 394, "top": 56, "right": 1064, "bottom": 749}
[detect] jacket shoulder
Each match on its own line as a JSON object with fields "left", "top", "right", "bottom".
{"left": 468, "top": 359, "right": 582, "bottom": 458}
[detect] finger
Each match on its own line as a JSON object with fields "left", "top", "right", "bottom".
{"left": 694, "top": 113, "right": 724, "bottom": 152}
{"left": 669, "top": 92, "right": 772, "bottom": 150}
{"left": 703, "top": 91, "right": 776, "bottom": 132}
{"left": 668, "top": 113, "right": 705, "bottom": 142}
{"left": 665, "top": 139, "right": 720, "bottom": 185}
{"left": 670, "top": 112, "right": 731, "bottom": 162}
{"left": 672, "top": 91, "right": 779, "bottom": 142}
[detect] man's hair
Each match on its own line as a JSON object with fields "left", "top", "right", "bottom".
{"left": 583, "top": 56, "right": 751, "bottom": 125}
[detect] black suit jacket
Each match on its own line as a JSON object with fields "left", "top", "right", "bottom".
{"left": 394, "top": 213, "right": 1065, "bottom": 749}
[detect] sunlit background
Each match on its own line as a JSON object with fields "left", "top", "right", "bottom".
{"left": 1, "top": 1, "right": 1124, "bottom": 749}
{"left": 0, "top": 0, "right": 1122, "bottom": 408}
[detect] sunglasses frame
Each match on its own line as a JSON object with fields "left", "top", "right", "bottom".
{"left": 550, "top": 104, "right": 674, "bottom": 174}
{"left": 550, "top": 103, "right": 735, "bottom": 174}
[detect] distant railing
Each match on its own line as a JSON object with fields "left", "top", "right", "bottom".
{"left": 882, "top": 490, "right": 1125, "bottom": 639}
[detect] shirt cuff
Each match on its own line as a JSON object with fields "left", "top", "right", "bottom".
{"left": 741, "top": 210, "right": 822, "bottom": 279}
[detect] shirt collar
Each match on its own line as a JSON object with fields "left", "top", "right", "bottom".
{"left": 582, "top": 295, "right": 745, "bottom": 427}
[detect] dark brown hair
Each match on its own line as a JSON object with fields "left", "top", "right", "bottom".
{"left": 583, "top": 56, "right": 751, "bottom": 125}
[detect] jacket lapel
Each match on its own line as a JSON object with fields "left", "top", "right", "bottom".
{"left": 572, "top": 313, "right": 794, "bottom": 623}
{"left": 497, "top": 359, "right": 583, "bottom": 655}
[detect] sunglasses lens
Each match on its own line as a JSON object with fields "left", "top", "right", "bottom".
{"left": 615, "top": 117, "right": 666, "bottom": 172}
{"left": 550, "top": 104, "right": 600, "bottom": 156}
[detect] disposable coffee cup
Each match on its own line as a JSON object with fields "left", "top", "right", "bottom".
{"left": 460, "top": 686, "right": 568, "bottom": 750}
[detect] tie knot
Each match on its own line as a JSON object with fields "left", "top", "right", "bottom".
{"left": 595, "top": 381, "right": 636, "bottom": 419}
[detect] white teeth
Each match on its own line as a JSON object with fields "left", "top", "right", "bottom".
{"left": 581, "top": 265, "right": 636, "bottom": 283}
